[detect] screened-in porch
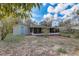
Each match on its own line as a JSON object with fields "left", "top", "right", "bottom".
{"left": 29, "top": 27, "right": 59, "bottom": 35}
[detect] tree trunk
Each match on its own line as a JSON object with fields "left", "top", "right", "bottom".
{"left": 1, "top": 22, "right": 12, "bottom": 40}
{"left": 43, "top": 26, "right": 49, "bottom": 37}
{"left": 1, "top": 25, "right": 7, "bottom": 40}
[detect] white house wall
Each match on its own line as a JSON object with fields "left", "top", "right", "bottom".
{"left": 13, "top": 24, "right": 29, "bottom": 35}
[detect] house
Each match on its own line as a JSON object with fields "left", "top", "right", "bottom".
{"left": 13, "top": 19, "right": 59, "bottom": 35}
{"left": 29, "top": 24, "right": 59, "bottom": 35}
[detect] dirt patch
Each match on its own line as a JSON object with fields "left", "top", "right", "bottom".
{"left": 0, "top": 35, "right": 79, "bottom": 55}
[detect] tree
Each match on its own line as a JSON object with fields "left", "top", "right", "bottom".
{"left": 40, "top": 16, "right": 53, "bottom": 36}
{"left": 76, "top": 10, "right": 79, "bottom": 15}
{"left": 0, "top": 3, "right": 41, "bottom": 40}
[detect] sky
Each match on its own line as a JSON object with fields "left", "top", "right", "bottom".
{"left": 31, "top": 3, "right": 79, "bottom": 27}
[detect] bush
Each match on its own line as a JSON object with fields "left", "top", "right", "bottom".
{"left": 73, "top": 32, "right": 79, "bottom": 39}
{"left": 57, "top": 48, "right": 67, "bottom": 53}
{"left": 60, "top": 29, "right": 79, "bottom": 39}
{"left": 59, "top": 32, "right": 72, "bottom": 38}
{"left": 4, "top": 33, "right": 25, "bottom": 43}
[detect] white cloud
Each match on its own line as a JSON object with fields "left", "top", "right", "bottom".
{"left": 43, "top": 14, "right": 47, "bottom": 18}
{"left": 54, "top": 3, "right": 65, "bottom": 13}
{"left": 62, "top": 15, "right": 67, "bottom": 19}
{"left": 61, "top": 9, "right": 74, "bottom": 17}
{"left": 61, "top": 10, "right": 75, "bottom": 22}
{"left": 54, "top": 13, "right": 58, "bottom": 19}
{"left": 43, "top": 13, "right": 53, "bottom": 18}
{"left": 62, "top": 10, "right": 77, "bottom": 22}
{"left": 52, "top": 3, "right": 75, "bottom": 14}
{"left": 43, "top": 3, "right": 47, "bottom": 6}
{"left": 47, "top": 6, "right": 54, "bottom": 13}
{"left": 60, "top": 10, "right": 67, "bottom": 15}
{"left": 50, "top": 3, "right": 57, "bottom": 6}
{"left": 65, "top": 3, "right": 74, "bottom": 6}
{"left": 43, "top": 13, "right": 53, "bottom": 22}
{"left": 71, "top": 4, "right": 79, "bottom": 12}
{"left": 46, "top": 13, "right": 53, "bottom": 17}
{"left": 76, "top": 4, "right": 79, "bottom": 7}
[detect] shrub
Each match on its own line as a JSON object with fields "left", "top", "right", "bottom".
{"left": 4, "top": 33, "right": 25, "bottom": 43}
{"left": 73, "top": 32, "right": 79, "bottom": 39}
{"left": 57, "top": 48, "right": 67, "bottom": 53}
{"left": 59, "top": 30, "right": 77, "bottom": 38}
{"left": 59, "top": 32, "right": 71, "bottom": 38}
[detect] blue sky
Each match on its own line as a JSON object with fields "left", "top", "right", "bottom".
{"left": 31, "top": 3, "right": 79, "bottom": 26}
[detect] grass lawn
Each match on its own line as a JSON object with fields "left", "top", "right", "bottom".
{"left": 4, "top": 33, "right": 25, "bottom": 43}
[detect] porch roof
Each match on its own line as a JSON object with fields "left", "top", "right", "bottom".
{"left": 29, "top": 25, "right": 56, "bottom": 28}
